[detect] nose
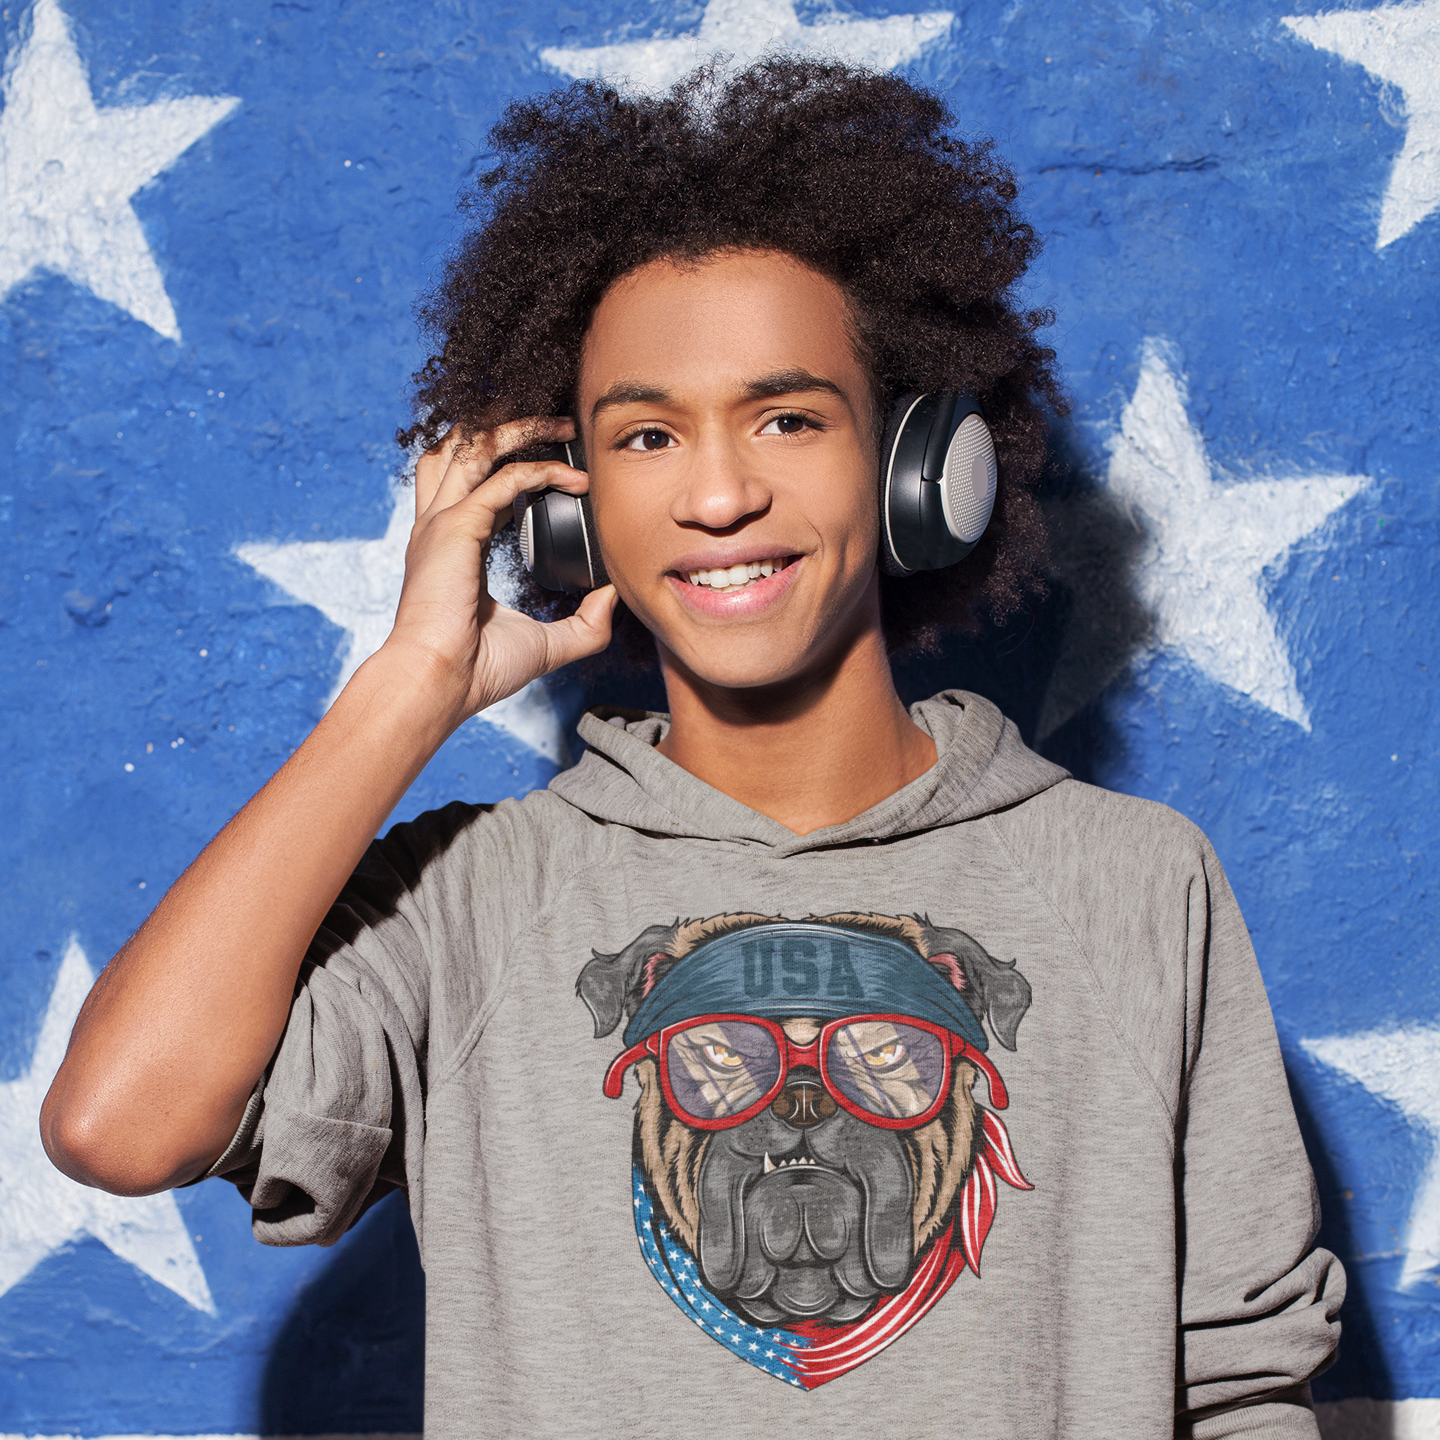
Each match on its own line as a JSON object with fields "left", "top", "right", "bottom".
{"left": 771, "top": 1078, "right": 838, "bottom": 1128}
{"left": 670, "top": 432, "right": 771, "bottom": 532}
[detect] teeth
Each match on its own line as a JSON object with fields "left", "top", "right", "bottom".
{"left": 763, "top": 1155, "right": 817, "bottom": 1172}
{"left": 686, "top": 558, "right": 783, "bottom": 590}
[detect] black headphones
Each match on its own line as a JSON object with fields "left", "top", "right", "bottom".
{"left": 511, "top": 391, "right": 996, "bottom": 593}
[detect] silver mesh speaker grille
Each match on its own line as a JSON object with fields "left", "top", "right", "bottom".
{"left": 517, "top": 501, "right": 535, "bottom": 571}
{"left": 940, "top": 413, "right": 998, "bottom": 544}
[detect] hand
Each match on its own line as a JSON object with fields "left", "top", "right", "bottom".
{"left": 381, "top": 416, "right": 618, "bottom": 723}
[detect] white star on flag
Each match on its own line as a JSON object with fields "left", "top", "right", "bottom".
{"left": 0, "top": 0, "right": 239, "bottom": 339}
{"left": 1100, "top": 339, "right": 1365, "bottom": 729}
{"left": 0, "top": 937, "right": 216, "bottom": 1314}
{"left": 235, "top": 488, "right": 569, "bottom": 763}
{"left": 1282, "top": 0, "right": 1440, "bottom": 248}
{"left": 541, "top": 0, "right": 953, "bottom": 92}
{"left": 1302, "top": 1025, "right": 1440, "bottom": 1288}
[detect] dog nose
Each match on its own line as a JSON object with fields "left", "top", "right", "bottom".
{"left": 771, "top": 1080, "right": 837, "bottom": 1128}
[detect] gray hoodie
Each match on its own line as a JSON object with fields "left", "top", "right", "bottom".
{"left": 214, "top": 690, "right": 1343, "bottom": 1438}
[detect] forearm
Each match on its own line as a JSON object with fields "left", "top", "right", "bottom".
{"left": 41, "top": 645, "right": 463, "bottom": 1195}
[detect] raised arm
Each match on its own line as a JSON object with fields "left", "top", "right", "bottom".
{"left": 40, "top": 420, "right": 615, "bottom": 1196}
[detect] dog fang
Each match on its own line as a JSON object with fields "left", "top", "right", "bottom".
{"left": 763, "top": 1153, "right": 776, "bottom": 1175}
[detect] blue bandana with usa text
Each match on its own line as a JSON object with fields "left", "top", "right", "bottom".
{"left": 622, "top": 922, "right": 988, "bottom": 1051}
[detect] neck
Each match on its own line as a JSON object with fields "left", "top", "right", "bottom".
{"left": 655, "top": 612, "right": 937, "bottom": 836}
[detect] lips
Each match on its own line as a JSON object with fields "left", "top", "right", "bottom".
{"left": 666, "top": 553, "right": 802, "bottom": 616}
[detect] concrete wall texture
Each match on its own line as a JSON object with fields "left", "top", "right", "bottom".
{"left": 1, "top": 0, "right": 1436, "bottom": 1433}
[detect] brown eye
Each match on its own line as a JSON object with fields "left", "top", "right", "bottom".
{"left": 863, "top": 1041, "right": 906, "bottom": 1068}
{"left": 702, "top": 1042, "right": 744, "bottom": 1069}
{"left": 623, "top": 428, "right": 672, "bottom": 451}
{"left": 760, "top": 413, "right": 809, "bottom": 436}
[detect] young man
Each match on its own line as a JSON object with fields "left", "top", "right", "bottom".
{"left": 42, "top": 59, "right": 1341, "bottom": 1438}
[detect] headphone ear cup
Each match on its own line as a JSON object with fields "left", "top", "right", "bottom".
{"left": 879, "top": 392, "right": 927, "bottom": 576}
{"left": 879, "top": 391, "right": 997, "bottom": 575}
{"left": 509, "top": 439, "right": 606, "bottom": 593}
{"left": 563, "top": 438, "right": 607, "bottom": 590}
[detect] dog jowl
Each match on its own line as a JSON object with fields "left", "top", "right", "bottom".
{"left": 578, "top": 912, "right": 1034, "bottom": 1388}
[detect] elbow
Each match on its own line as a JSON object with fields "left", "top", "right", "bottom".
{"left": 40, "top": 1077, "right": 203, "bottom": 1196}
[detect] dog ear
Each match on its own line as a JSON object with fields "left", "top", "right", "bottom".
{"left": 923, "top": 922, "right": 1032, "bottom": 1052}
{"left": 576, "top": 921, "right": 683, "bottom": 1038}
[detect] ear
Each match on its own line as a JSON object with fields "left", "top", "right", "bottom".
{"left": 925, "top": 925, "right": 1032, "bottom": 1052}
{"left": 576, "top": 921, "right": 684, "bottom": 1038}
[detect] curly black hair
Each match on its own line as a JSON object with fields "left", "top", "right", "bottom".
{"left": 399, "top": 56, "right": 1066, "bottom": 661}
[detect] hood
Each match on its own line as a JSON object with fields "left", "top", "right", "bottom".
{"left": 547, "top": 690, "right": 1067, "bottom": 859}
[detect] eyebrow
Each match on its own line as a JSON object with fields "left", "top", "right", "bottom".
{"left": 589, "top": 382, "right": 672, "bottom": 422}
{"left": 589, "top": 368, "right": 846, "bottom": 422}
{"left": 740, "top": 368, "right": 846, "bottom": 403}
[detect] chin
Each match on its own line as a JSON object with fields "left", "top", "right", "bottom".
{"left": 644, "top": 591, "right": 879, "bottom": 699}
{"left": 661, "top": 635, "right": 826, "bottom": 696}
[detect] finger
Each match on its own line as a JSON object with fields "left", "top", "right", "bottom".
{"left": 432, "top": 415, "right": 579, "bottom": 515}
{"left": 442, "top": 456, "right": 590, "bottom": 542}
{"left": 424, "top": 415, "right": 578, "bottom": 520}
{"left": 538, "top": 585, "right": 619, "bottom": 675}
{"left": 414, "top": 428, "right": 462, "bottom": 520}
{"left": 409, "top": 459, "right": 590, "bottom": 592}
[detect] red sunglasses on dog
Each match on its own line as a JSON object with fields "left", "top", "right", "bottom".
{"left": 603, "top": 1012, "right": 1008, "bottom": 1131}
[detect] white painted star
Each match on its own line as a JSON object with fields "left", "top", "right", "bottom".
{"left": 0, "top": 0, "right": 238, "bottom": 338}
{"left": 1102, "top": 339, "right": 1366, "bottom": 729}
{"left": 1302, "top": 1025, "right": 1440, "bottom": 1288}
{"left": 235, "top": 488, "right": 568, "bottom": 763}
{"left": 1283, "top": 0, "right": 1440, "bottom": 248}
{"left": 541, "top": 0, "right": 953, "bottom": 92}
{"left": 0, "top": 937, "right": 215, "bottom": 1313}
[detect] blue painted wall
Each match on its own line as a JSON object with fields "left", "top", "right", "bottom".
{"left": 1, "top": 0, "right": 1435, "bottom": 1431}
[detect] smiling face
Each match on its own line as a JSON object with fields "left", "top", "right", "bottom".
{"left": 577, "top": 250, "right": 881, "bottom": 691}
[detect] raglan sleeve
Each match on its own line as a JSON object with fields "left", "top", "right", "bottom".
{"left": 1174, "top": 843, "right": 1346, "bottom": 1439}
{"left": 204, "top": 799, "right": 511, "bottom": 1249}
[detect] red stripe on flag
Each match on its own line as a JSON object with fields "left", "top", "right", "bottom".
{"left": 981, "top": 1108, "right": 1033, "bottom": 1191}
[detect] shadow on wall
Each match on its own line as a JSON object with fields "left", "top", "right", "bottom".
{"left": 889, "top": 419, "right": 1154, "bottom": 777}
{"left": 1291, "top": 1068, "right": 1397, "bottom": 1433}
{"left": 253, "top": 423, "right": 1382, "bottom": 1430}
{"left": 259, "top": 1191, "right": 424, "bottom": 1435}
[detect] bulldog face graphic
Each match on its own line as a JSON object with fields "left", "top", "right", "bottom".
{"left": 578, "top": 913, "right": 1033, "bottom": 1386}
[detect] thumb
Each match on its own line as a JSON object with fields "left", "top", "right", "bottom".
{"left": 539, "top": 585, "right": 620, "bottom": 675}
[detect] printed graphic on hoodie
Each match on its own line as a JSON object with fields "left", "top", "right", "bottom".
{"left": 577, "top": 912, "right": 1033, "bottom": 1389}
